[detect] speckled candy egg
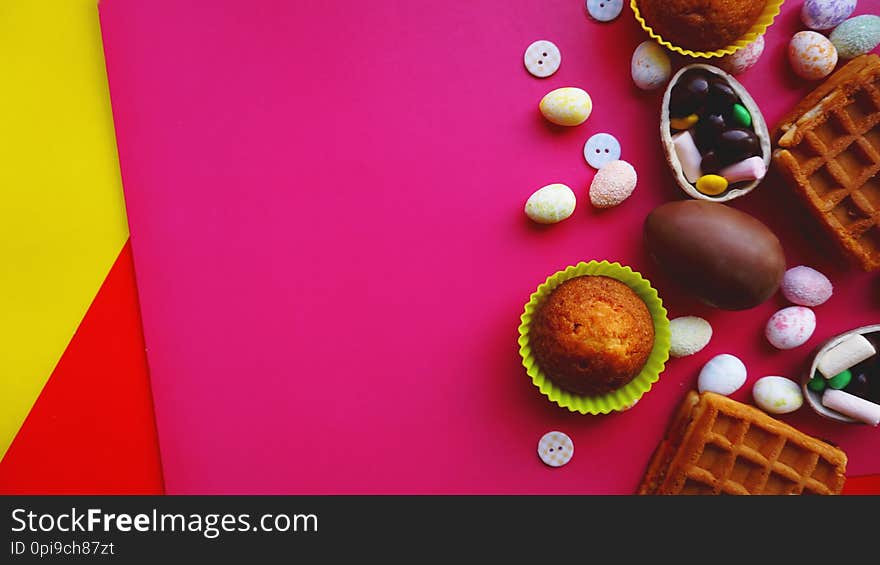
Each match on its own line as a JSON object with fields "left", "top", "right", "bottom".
{"left": 589, "top": 160, "right": 637, "bottom": 208}
{"left": 789, "top": 31, "right": 838, "bottom": 80}
{"left": 717, "top": 35, "right": 764, "bottom": 75}
{"left": 765, "top": 306, "right": 816, "bottom": 350}
{"left": 781, "top": 265, "right": 833, "bottom": 307}
{"left": 631, "top": 40, "right": 671, "bottom": 90}
{"left": 524, "top": 183, "right": 577, "bottom": 224}
{"left": 698, "top": 354, "right": 747, "bottom": 396}
{"left": 753, "top": 376, "right": 803, "bottom": 415}
{"left": 539, "top": 87, "right": 592, "bottom": 126}
{"left": 830, "top": 15, "right": 880, "bottom": 60}
{"left": 801, "top": 0, "right": 856, "bottom": 31}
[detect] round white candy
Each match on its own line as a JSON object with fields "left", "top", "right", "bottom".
{"left": 717, "top": 35, "right": 764, "bottom": 75}
{"left": 524, "top": 183, "right": 576, "bottom": 224}
{"left": 765, "top": 306, "right": 816, "bottom": 350}
{"left": 698, "top": 354, "right": 747, "bottom": 396}
{"left": 631, "top": 40, "right": 671, "bottom": 90}
{"left": 584, "top": 133, "right": 621, "bottom": 169}
{"left": 781, "top": 266, "right": 833, "bottom": 307}
{"left": 789, "top": 31, "right": 838, "bottom": 80}
{"left": 669, "top": 316, "right": 713, "bottom": 358}
{"left": 524, "top": 40, "right": 561, "bottom": 78}
{"left": 753, "top": 376, "right": 803, "bottom": 415}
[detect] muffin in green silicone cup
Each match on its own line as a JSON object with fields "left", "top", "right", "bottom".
{"left": 517, "top": 261, "right": 670, "bottom": 415}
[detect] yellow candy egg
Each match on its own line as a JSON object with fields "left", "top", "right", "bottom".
{"left": 696, "top": 174, "right": 729, "bottom": 196}
{"left": 539, "top": 87, "right": 592, "bottom": 126}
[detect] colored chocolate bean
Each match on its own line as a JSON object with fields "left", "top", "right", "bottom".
{"left": 808, "top": 374, "right": 827, "bottom": 392}
{"left": 669, "top": 70, "right": 710, "bottom": 117}
{"left": 828, "top": 369, "right": 852, "bottom": 390}
{"left": 730, "top": 103, "right": 752, "bottom": 128}
{"left": 696, "top": 174, "right": 728, "bottom": 196}
{"left": 716, "top": 128, "right": 760, "bottom": 166}
{"left": 669, "top": 114, "right": 698, "bottom": 130}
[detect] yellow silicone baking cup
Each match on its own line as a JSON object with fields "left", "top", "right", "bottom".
{"left": 517, "top": 261, "right": 671, "bottom": 415}
{"left": 630, "top": 0, "right": 784, "bottom": 58}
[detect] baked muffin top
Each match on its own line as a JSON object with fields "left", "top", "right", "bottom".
{"left": 638, "top": 0, "right": 767, "bottom": 52}
{"left": 530, "top": 275, "right": 655, "bottom": 396}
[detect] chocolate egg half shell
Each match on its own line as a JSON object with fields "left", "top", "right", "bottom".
{"left": 644, "top": 200, "right": 786, "bottom": 310}
{"left": 661, "top": 64, "right": 771, "bottom": 202}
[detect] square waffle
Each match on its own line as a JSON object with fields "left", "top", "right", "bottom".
{"left": 638, "top": 391, "right": 847, "bottom": 495}
{"left": 773, "top": 54, "right": 880, "bottom": 271}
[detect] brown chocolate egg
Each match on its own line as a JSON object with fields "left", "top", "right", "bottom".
{"left": 644, "top": 201, "right": 786, "bottom": 310}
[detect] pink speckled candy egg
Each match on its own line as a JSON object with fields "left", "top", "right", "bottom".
{"left": 717, "top": 35, "right": 764, "bottom": 75}
{"left": 765, "top": 306, "right": 816, "bottom": 350}
{"left": 589, "top": 159, "right": 637, "bottom": 208}
{"left": 781, "top": 265, "right": 833, "bottom": 307}
{"left": 789, "top": 31, "right": 838, "bottom": 80}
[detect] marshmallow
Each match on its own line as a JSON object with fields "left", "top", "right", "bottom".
{"left": 817, "top": 334, "right": 876, "bottom": 378}
{"left": 822, "top": 389, "right": 880, "bottom": 426}
{"left": 718, "top": 156, "right": 766, "bottom": 184}
{"left": 672, "top": 131, "right": 702, "bottom": 183}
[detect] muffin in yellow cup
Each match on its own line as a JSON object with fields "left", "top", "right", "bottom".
{"left": 630, "top": 0, "right": 783, "bottom": 58}
{"left": 518, "top": 261, "right": 671, "bottom": 415}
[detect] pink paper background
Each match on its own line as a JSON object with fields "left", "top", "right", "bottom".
{"left": 100, "top": 0, "right": 880, "bottom": 493}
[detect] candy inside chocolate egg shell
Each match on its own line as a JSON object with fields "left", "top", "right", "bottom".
{"left": 661, "top": 64, "right": 771, "bottom": 202}
{"left": 803, "top": 326, "right": 880, "bottom": 424}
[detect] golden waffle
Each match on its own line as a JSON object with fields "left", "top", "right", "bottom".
{"left": 773, "top": 54, "right": 880, "bottom": 271}
{"left": 638, "top": 391, "right": 847, "bottom": 495}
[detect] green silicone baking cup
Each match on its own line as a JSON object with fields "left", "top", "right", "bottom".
{"left": 517, "top": 261, "right": 671, "bottom": 415}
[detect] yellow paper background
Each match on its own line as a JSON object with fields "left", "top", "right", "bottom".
{"left": 0, "top": 1, "right": 129, "bottom": 459}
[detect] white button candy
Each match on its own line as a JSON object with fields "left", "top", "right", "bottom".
{"left": 584, "top": 133, "right": 621, "bottom": 169}
{"left": 698, "top": 354, "right": 747, "bottom": 396}
{"left": 781, "top": 266, "right": 833, "bottom": 307}
{"left": 589, "top": 160, "right": 636, "bottom": 208}
{"left": 631, "top": 40, "right": 671, "bottom": 90}
{"left": 524, "top": 40, "right": 561, "bottom": 78}
{"left": 586, "top": 0, "right": 623, "bottom": 22}
{"left": 765, "top": 306, "right": 816, "bottom": 350}
{"left": 538, "top": 431, "right": 574, "bottom": 467}
{"left": 669, "top": 316, "right": 713, "bottom": 358}
{"left": 539, "top": 87, "right": 593, "bottom": 127}
{"left": 524, "top": 183, "right": 577, "bottom": 224}
{"left": 753, "top": 376, "right": 803, "bottom": 415}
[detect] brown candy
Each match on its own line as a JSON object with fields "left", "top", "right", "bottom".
{"left": 644, "top": 201, "right": 786, "bottom": 310}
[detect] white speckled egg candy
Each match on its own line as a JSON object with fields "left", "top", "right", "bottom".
{"left": 765, "top": 306, "right": 816, "bottom": 350}
{"left": 669, "top": 316, "right": 712, "bottom": 358}
{"left": 789, "top": 31, "right": 838, "bottom": 80}
{"left": 698, "top": 354, "right": 747, "bottom": 396}
{"left": 539, "top": 87, "right": 592, "bottom": 126}
{"left": 524, "top": 183, "right": 576, "bottom": 224}
{"left": 801, "top": 0, "right": 856, "bottom": 31}
{"left": 717, "top": 35, "right": 764, "bottom": 75}
{"left": 830, "top": 15, "right": 880, "bottom": 60}
{"left": 781, "top": 266, "right": 833, "bottom": 307}
{"left": 631, "top": 40, "right": 671, "bottom": 90}
{"left": 753, "top": 376, "right": 804, "bottom": 414}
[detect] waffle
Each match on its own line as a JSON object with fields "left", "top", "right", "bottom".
{"left": 773, "top": 54, "right": 880, "bottom": 271}
{"left": 638, "top": 391, "right": 847, "bottom": 495}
